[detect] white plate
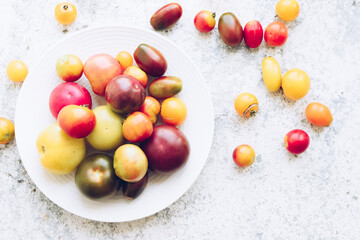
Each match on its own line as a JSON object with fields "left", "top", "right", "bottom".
{"left": 15, "top": 26, "right": 214, "bottom": 222}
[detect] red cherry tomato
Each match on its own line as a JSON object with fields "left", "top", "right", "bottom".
{"left": 194, "top": 10, "right": 216, "bottom": 33}
{"left": 49, "top": 82, "right": 92, "bottom": 118}
{"left": 264, "top": 21, "right": 288, "bottom": 47}
{"left": 243, "top": 20, "right": 263, "bottom": 48}
{"left": 284, "top": 129, "right": 310, "bottom": 154}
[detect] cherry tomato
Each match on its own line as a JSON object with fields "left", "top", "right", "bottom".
{"left": 0, "top": 118, "right": 15, "bottom": 144}
{"left": 276, "top": 0, "right": 300, "bottom": 21}
{"left": 234, "top": 93, "right": 258, "bottom": 117}
{"left": 123, "top": 112, "right": 153, "bottom": 143}
{"left": 139, "top": 96, "right": 161, "bottom": 124}
{"left": 264, "top": 21, "right": 288, "bottom": 47}
{"left": 305, "top": 102, "right": 333, "bottom": 127}
{"left": 282, "top": 68, "right": 310, "bottom": 100}
{"left": 218, "top": 12, "right": 243, "bottom": 47}
{"left": 284, "top": 129, "right": 310, "bottom": 154}
{"left": 233, "top": 145, "right": 255, "bottom": 167}
{"left": 243, "top": 20, "right": 263, "bottom": 48}
{"left": 161, "top": 97, "right": 187, "bottom": 126}
{"left": 56, "top": 54, "right": 83, "bottom": 82}
{"left": 150, "top": 3, "right": 183, "bottom": 30}
{"left": 123, "top": 66, "right": 148, "bottom": 88}
{"left": 194, "top": 10, "right": 216, "bottom": 33}
{"left": 6, "top": 60, "right": 28, "bottom": 82}
{"left": 116, "top": 51, "right": 133, "bottom": 69}
{"left": 55, "top": 3, "right": 77, "bottom": 25}
{"left": 262, "top": 56, "right": 282, "bottom": 92}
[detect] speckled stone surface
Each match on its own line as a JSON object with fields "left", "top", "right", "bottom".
{"left": 1, "top": 0, "right": 360, "bottom": 239}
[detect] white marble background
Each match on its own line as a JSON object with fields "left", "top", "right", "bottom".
{"left": 1, "top": 0, "right": 360, "bottom": 239}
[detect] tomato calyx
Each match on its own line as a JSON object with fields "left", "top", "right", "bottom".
{"left": 212, "top": 12, "right": 216, "bottom": 19}
{"left": 63, "top": 4, "right": 69, "bottom": 11}
{"left": 243, "top": 103, "right": 258, "bottom": 117}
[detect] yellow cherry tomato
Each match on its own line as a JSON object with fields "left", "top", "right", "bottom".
{"left": 276, "top": 0, "right": 300, "bottom": 21}
{"left": 6, "top": 60, "right": 28, "bottom": 82}
{"left": 116, "top": 51, "right": 133, "bottom": 70}
{"left": 123, "top": 66, "right": 148, "bottom": 87}
{"left": 262, "top": 56, "right": 282, "bottom": 92}
{"left": 305, "top": 102, "right": 333, "bottom": 127}
{"left": 233, "top": 145, "right": 255, "bottom": 167}
{"left": 0, "top": 118, "right": 15, "bottom": 144}
{"left": 234, "top": 93, "right": 258, "bottom": 117}
{"left": 282, "top": 68, "right": 310, "bottom": 100}
{"left": 56, "top": 54, "right": 83, "bottom": 82}
{"left": 55, "top": 3, "right": 77, "bottom": 25}
{"left": 161, "top": 97, "right": 187, "bottom": 126}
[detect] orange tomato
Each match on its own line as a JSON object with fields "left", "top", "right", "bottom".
{"left": 139, "top": 96, "right": 161, "bottom": 124}
{"left": 305, "top": 102, "right": 333, "bottom": 127}
{"left": 161, "top": 97, "right": 187, "bottom": 126}
{"left": 6, "top": 60, "right": 28, "bottom": 82}
{"left": 123, "top": 112, "right": 153, "bottom": 143}
{"left": 0, "top": 118, "right": 15, "bottom": 144}
{"left": 116, "top": 51, "right": 133, "bottom": 69}
{"left": 55, "top": 3, "right": 77, "bottom": 25}
{"left": 234, "top": 93, "right": 258, "bottom": 117}
{"left": 123, "top": 66, "right": 148, "bottom": 87}
{"left": 232, "top": 145, "right": 255, "bottom": 167}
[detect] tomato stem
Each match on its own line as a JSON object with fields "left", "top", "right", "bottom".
{"left": 250, "top": 111, "right": 257, "bottom": 117}
{"left": 212, "top": 12, "right": 216, "bottom": 19}
{"left": 63, "top": 4, "right": 69, "bottom": 10}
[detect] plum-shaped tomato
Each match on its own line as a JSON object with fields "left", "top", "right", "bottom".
{"left": 305, "top": 102, "right": 333, "bottom": 127}
{"left": 218, "top": 12, "right": 243, "bottom": 47}
{"left": 150, "top": 3, "right": 182, "bottom": 30}
{"left": 133, "top": 44, "right": 167, "bottom": 77}
{"left": 122, "top": 172, "right": 148, "bottom": 200}
{"left": 148, "top": 76, "right": 182, "bottom": 100}
{"left": 141, "top": 125, "right": 190, "bottom": 174}
{"left": 123, "top": 112, "right": 153, "bottom": 143}
{"left": 243, "top": 20, "right": 263, "bottom": 48}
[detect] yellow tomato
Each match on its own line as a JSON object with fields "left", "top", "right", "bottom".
{"left": 0, "top": 118, "right": 15, "bottom": 144}
{"left": 55, "top": 3, "right": 77, "bottom": 25}
{"left": 116, "top": 51, "right": 133, "bottom": 70}
{"left": 56, "top": 54, "right": 83, "bottom": 82}
{"left": 276, "top": 0, "right": 300, "bottom": 21}
{"left": 262, "top": 56, "right": 282, "bottom": 92}
{"left": 161, "top": 97, "right": 187, "bottom": 126}
{"left": 234, "top": 93, "right": 258, "bottom": 117}
{"left": 123, "top": 66, "right": 148, "bottom": 87}
{"left": 232, "top": 145, "right": 255, "bottom": 167}
{"left": 6, "top": 60, "right": 28, "bottom": 82}
{"left": 282, "top": 68, "right": 310, "bottom": 100}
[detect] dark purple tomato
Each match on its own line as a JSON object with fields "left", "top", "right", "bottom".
{"left": 122, "top": 172, "right": 149, "bottom": 199}
{"left": 133, "top": 44, "right": 167, "bottom": 77}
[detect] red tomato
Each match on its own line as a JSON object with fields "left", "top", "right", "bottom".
{"left": 243, "top": 20, "right": 263, "bottom": 48}
{"left": 264, "top": 21, "right": 288, "bottom": 47}
{"left": 284, "top": 129, "right": 310, "bottom": 154}
{"left": 194, "top": 10, "right": 216, "bottom": 33}
{"left": 49, "top": 82, "right": 92, "bottom": 118}
{"left": 58, "top": 105, "right": 96, "bottom": 138}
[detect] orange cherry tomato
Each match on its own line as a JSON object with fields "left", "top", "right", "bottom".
{"left": 233, "top": 145, "right": 255, "bottom": 167}
{"left": 6, "top": 60, "right": 28, "bottom": 82}
{"left": 0, "top": 118, "right": 15, "bottom": 144}
{"left": 123, "top": 112, "right": 153, "bottom": 143}
{"left": 161, "top": 97, "right": 187, "bottom": 126}
{"left": 234, "top": 93, "right": 258, "bottom": 117}
{"left": 264, "top": 21, "right": 288, "bottom": 47}
{"left": 55, "top": 3, "right": 77, "bottom": 25}
{"left": 116, "top": 51, "right": 133, "bottom": 69}
{"left": 305, "top": 102, "right": 333, "bottom": 127}
{"left": 123, "top": 66, "right": 148, "bottom": 88}
{"left": 139, "top": 96, "right": 161, "bottom": 124}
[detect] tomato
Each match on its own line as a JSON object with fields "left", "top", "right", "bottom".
{"left": 282, "top": 68, "right": 310, "bottom": 100}
{"left": 262, "top": 56, "right": 282, "bottom": 92}
{"left": 54, "top": 3, "right": 77, "bottom": 25}
{"left": 36, "top": 123, "right": 86, "bottom": 175}
{"left": 56, "top": 54, "right": 83, "bottom": 82}
{"left": 264, "top": 21, "right": 288, "bottom": 47}
{"left": 133, "top": 44, "right": 167, "bottom": 77}
{"left": 6, "top": 60, "right": 28, "bottom": 82}
{"left": 139, "top": 96, "right": 161, "bottom": 124}
{"left": 113, "top": 144, "right": 148, "bottom": 182}
{"left": 123, "top": 172, "right": 148, "bottom": 200}
{"left": 123, "top": 112, "right": 153, "bottom": 143}
{"left": 123, "top": 66, "right": 148, "bottom": 88}
{"left": 150, "top": 3, "right": 183, "bottom": 30}
{"left": 116, "top": 51, "right": 133, "bottom": 69}
{"left": 58, "top": 105, "right": 96, "bottom": 138}
{"left": 49, "top": 82, "right": 92, "bottom": 118}
{"left": 276, "top": 0, "right": 300, "bottom": 21}
{"left": 75, "top": 154, "right": 119, "bottom": 199}
{"left": 149, "top": 76, "right": 182, "bottom": 99}
{"left": 243, "top": 20, "right": 263, "bottom": 48}
{"left": 0, "top": 118, "right": 15, "bottom": 144}
{"left": 284, "top": 129, "right": 310, "bottom": 154}
{"left": 86, "top": 105, "right": 124, "bottom": 151}
{"left": 233, "top": 145, "right": 255, "bottom": 167}
{"left": 161, "top": 97, "right": 187, "bottom": 126}
{"left": 305, "top": 102, "right": 333, "bottom": 127}
{"left": 234, "top": 93, "right": 258, "bottom": 117}
{"left": 194, "top": 10, "right": 216, "bottom": 33}
{"left": 218, "top": 12, "right": 243, "bottom": 47}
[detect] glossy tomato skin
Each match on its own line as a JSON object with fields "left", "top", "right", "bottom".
{"left": 56, "top": 54, "right": 83, "bottom": 82}
{"left": 282, "top": 68, "right": 310, "bottom": 100}
{"left": 141, "top": 125, "right": 190, "bottom": 174}
{"left": 123, "top": 112, "right": 153, "bottom": 143}
{"left": 284, "top": 129, "right": 310, "bottom": 154}
{"left": 194, "top": 11, "right": 216, "bottom": 33}
{"left": 233, "top": 145, "right": 255, "bottom": 167}
{"left": 133, "top": 44, "right": 167, "bottom": 77}
{"left": 149, "top": 76, "right": 182, "bottom": 99}
{"left": 276, "top": 0, "right": 300, "bottom": 21}
{"left": 105, "top": 75, "right": 146, "bottom": 114}
{"left": 58, "top": 105, "right": 96, "bottom": 138}
{"left": 49, "top": 82, "right": 92, "bottom": 118}
{"left": 160, "top": 97, "right": 187, "bottom": 126}
{"left": 305, "top": 102, "right": 333, "bottom": 127}
{"left": 123, "top": 66, "right": 148, "bottom": 88}
{"left": 218, "top": 12, "right": 243, "bottom": 47}
{"left": 264, "top": 21, "right": 288, "bottom": 47}
{"left": 262, "top": 56, "right": 282, "bottom": 92}
{"left": 244, "top": 20, "right": 263, "bottom": 48}
{"left": 75, "top": 154, "right": 119, "bottom": 199}
{"left": 6, "top": 60, "right": 28, "bottom": 82}
{"left": 0, "top": 118, "right": 15, "bottom": 144}
{"left": 234, "top": 93, "right": 259, "bottom": 117}
{"left": 150, "top": 3, "right": 182, "bottom": 30}
{"left": 139, "top": 96, "right": 161, "bottom": 124}
{"left": 123, "top": 172, "right": 149, "bottom": 200}
{"left": 55, "top": 3, "right": 77, "bottom": 25}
